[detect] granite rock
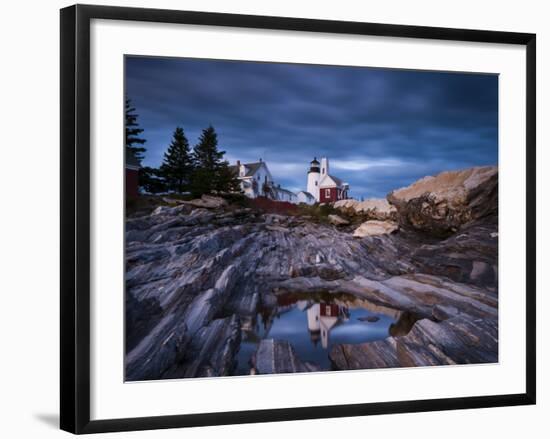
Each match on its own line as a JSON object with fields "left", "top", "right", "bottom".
{"left": 388, "top": 166, "right": 497, "bottom": 237}
{"left": 353, "top": 220, "right": 399, "bottom": 237}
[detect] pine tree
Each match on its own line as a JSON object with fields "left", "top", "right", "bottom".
{"left": 139, "top": 166, "right": 167, "bottom": 194}
{"left": 192, "top": 126, "right": 224, "bottom": 171}
{"left": 125, "top": 98, "right": 146, "bottom": 162}
{"left": 160, "top": 127, "right": 194, "bottom": 193}
{"left": 190, "top": 126, "right": 239, "bottom": 197}
{"left": 216, "top": 161, "right": 242, "bottom": 194}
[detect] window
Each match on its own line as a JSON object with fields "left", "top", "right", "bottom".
{"left": 325, "top": 189, "right": 331, "bottom": 198}
{"left": 315, "top": 181, "right": 317, "bottom": 186}
{"left": 322, "top": 167, "right": 325, "bottom": 174}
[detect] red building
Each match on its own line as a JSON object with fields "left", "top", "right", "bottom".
{"left": 126, "top": 149, "right": 140, "bottom": 198}
{"left": 319, "top": 303, "right": 340, "bottom": 317}
{"left": 319, "top": 180, "right": 348, "bottom": 203}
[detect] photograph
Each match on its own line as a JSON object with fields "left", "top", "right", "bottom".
{"left": 124, "top": 56, "right": 499, "bottom": 381}
{"left": 0, "top": 0, "right": 542, "bottom": 436}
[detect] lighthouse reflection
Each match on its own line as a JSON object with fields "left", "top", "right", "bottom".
{"left": 306, "top": 302, "right": 350, "bottom": 349}
{"left": 236, "top": 292, "right": 398, "bottom": 373}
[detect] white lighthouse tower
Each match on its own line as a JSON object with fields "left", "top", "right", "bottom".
{"left": 307, "top": 157, "right": 321, "bottom": 201}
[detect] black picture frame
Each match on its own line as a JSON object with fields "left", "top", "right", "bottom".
{"left": 60, "top": 4, "right": 536, "bottom": 434}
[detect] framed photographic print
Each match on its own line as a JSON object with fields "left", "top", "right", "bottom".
{"left": 60, "top": 4, "right": 536, "bottom": 434}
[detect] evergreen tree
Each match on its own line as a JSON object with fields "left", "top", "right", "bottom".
{"left": 125, "top": 98, "right": 146, "bottom": 162}
{"left": 139, "top": 166, "right": 167, "bottom": 194}
{"left": 160, "top": 127, "right": 194, "bottom": 193}
{"left": 192, "top": 125, "right": 224, "bottom": 170}
{"left": 217, "top": 161, "right": 242, "bottom": 194}
{"left": 190, "top": 125, "right": 239, "bottom": 197}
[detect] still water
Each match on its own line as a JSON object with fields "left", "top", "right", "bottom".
{"left": 235, "top": 292, "right": 398, "bottom": 374}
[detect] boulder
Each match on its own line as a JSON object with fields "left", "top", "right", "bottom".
{"left": 387, "top": 166, "right": 497, "bottom": 237}
{"left": 330, "top": 338, "right": 400, "bottom": 369}
{"left": 125, "top": 313, "right": 190, "bottom": 381}
{"left": 333, "top": 199, "right": 358, "bottom": 210}
{"left": 125, "top": 292, "right": 163, "bottom": 353}
{"left": 181, "top": 194, "right": 228, "bottom": 209}
{"left": 253, "top": 339, "right": 308, "bottom": 374}
{"left": 277, "top": 273, "right": 497, "bottom": 323}
{"left": 176, "top": 314, "right": 241, "bottom": 378}
{"left": 353, "top": 220, "right": 398, "bottom": 237}
{"left": 328, "top": 214, "right": 350, "bottom": 226}
{"left": 264, "top": 214, "right": 288, "bottom": 224}
{"left": 409, "top": 217, "right": 498, "bottom": 289}
{"left": 330, "top": 314, "right": 498, "bottom": 370}
{"left": 334, "top": 198, "right": 397, "bottom": 220}
{"left": 151, "top": 204, "right": 190, "bottom": 217}
{"left": 432, "top": 304, "right": 459, "bottom": 321}
{"left": 162, "top": 197, "right": 187, "bottom": 205}
{"left": 396, "top": 316, "right": 498, "bottom": 367}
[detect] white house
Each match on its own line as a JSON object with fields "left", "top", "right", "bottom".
{"left": 273, "top": 185, "right": 298, "bottom": 203}
{"left": 229, "top": 159, "right": 274, "bottom": 199}
{"left": 296, "top": 191, "right": 316, "bottom": 205}
{"left": 230, "top": 159, "right": 298, "bottom": 202}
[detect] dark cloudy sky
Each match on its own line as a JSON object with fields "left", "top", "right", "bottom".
{"left": 125, "top": 56, "right": 498, "bottom": 199}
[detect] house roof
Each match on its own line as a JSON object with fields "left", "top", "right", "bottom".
{"left": 329, "top": 175, "right": 344, "bottom": 186}
{"left": 229, "top": 161, "right": 265, "bottom": 177}
{"left": 242, "top": 162, "right": 264, "bottom": 176}
{"left": 298, "top": 191, "right": 315, "bottom": 199}
{"left": 276, "top": 187, "right": 296, "bottom": 196}
{"left": 319, "top": 174, "right": 345, "bottom": 188}
{"left": 126, "top": 148, "right": 141, "bottom": 168}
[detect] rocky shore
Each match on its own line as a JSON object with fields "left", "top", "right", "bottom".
{"left": 125, "top": 166, "right": 498, "bottom": 381}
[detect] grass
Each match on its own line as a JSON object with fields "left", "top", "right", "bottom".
{"left": 294, "top": 203, "right": 339, "bottom": 224}
{"left": 126, "top": 195, "right": 170, "bottom": 217}
{"left": 218, "top": 192, "right": 251, "bottom": 208}
{"left": 126, "top": 192, "right": 367, "bottom": 226}
{"left": 125, "top": 192, "right": 252, "bottom": 217}
{"left": 247, "top": 196, "right": 299, "bottom": 215}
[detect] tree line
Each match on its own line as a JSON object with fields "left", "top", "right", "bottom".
{"left": 126, "top": 98, "right": 240, "bottom": 197}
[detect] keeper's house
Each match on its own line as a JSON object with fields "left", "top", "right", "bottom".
{"left": 229, "top": 159, "right": 298, "bottom": 203}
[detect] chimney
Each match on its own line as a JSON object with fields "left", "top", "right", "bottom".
{"left": 237, "top": 160, "right": 241, "bottom": 167}
{"left": 321, "top": 157, "right": 329, "bottom": 175}
{"left": 259, "top": 158, "right": 262, "bottom": 162}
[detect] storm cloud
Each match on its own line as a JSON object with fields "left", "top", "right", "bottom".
{"left": 125, "top": 56, "right": 498, "bottom": 199}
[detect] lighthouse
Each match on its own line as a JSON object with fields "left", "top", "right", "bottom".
{"left": 306, "top": 156, "right": 350, "bottom": 203}
{"left": 307, "top": 157, "right": 320, "bottom": 201}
